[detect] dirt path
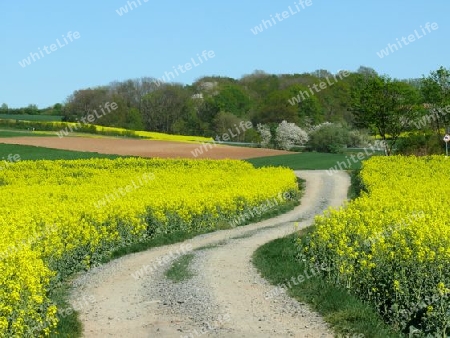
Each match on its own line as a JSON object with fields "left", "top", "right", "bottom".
{"left": 69, "top": 170, "right": 350, "bottom": 337}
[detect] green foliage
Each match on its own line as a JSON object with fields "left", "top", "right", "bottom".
{"left": 0, "top": 114, "right": 63, "bottom": 122}
{"left": 240, "top": 72, "right": 280, "bottom": 99}
{"left": 7, "top": 67, "right": 450, "bottom": 141}
{"left": 286, "top": 84, "right": 324, "bottom": 125}
{"left": 141, "top": 84, "right": 194, "bottom": 134}
{"left": 421, "top": 67, "right": 450, "bottom": 108}
{"left": 395, "top": 133, "right": 444, "bottom": 155}
{"left": 348, "top": 170, "right": 367, "bottom": 200}
{"left": 211, "top": 84, "right": 252, "bottom": 117}
{"left": 320, "top": 79, "right": 353, "bottom": 123}
{"left": 213, "top": 112, "right": 243, "bottom": 140}
{"left": 308, "top": 124, "right": 350, "bottom": 153}
{"left": 257, "top": 90, "right": 299, "bottom": 124}
{"left": 420, "top": 66, "right": 450, "bottom": 138}
{"left": 348, "top": 129, "right": 371, "bottom": 148}
{"left": 351, "top": 75, "right": 421, "bottom": 155}
{"left": 242, "top": 127, "right": 259, "bottom": 143}
{"left": 92, "top": 95, "right": 128, "bottom": 129}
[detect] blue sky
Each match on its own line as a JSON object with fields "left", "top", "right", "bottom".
{"left": 1, "top": 1, "right": 448, "bottom": 108}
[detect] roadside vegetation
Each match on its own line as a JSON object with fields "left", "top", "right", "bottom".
{"left": 253, "top": 232, "right": 401, "bottom": 338}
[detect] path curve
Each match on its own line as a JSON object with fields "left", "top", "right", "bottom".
{"left": 69, "top": 170, "right": 350, "bottom": 337}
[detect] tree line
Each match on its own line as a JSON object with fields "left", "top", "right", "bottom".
{"left": 2, "top": 65, "right": 450, "bottom": 154}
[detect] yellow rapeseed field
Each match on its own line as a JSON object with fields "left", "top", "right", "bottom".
{"left": 0, "top": 158, "right": 298, "bottom": 336}
{"left": 301, "top": 156, "right": 450, "bottom": 336}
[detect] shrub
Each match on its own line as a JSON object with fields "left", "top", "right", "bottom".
{"left": 395, "top": 133, "right": 444, "bottom": 155}
{"left": 307, "top": 123, "right": 349, "bottom": 153}
{"left": 348, "top": 129, "right": 371, "bottom": 148}
{"left": 308, "top": 124, "right": 371, "bottom": 153}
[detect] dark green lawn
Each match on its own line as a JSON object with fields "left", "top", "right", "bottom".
{"left": 246, "top": 151, "right": 378, "bottom": 170}
{"left": 0, "top": 129, "right": 55, "bottom": 138}
{"left": 0, "top": 144, "right": 123, "bottom": 161}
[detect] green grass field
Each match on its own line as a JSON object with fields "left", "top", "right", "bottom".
{"left": 0, "top": 114, "right": 63, "bottom": 122}
{"left": 0, "top": 144, "right": 122, "bottom": 161}
{"left": 246, "top": 151, "right": 379, "bottom": 170}
{"left": 0, "top": 129, "right": 57, "bottom": 138}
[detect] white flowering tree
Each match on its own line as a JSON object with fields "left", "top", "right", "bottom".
{"left": 275, "top": 121, "right": 309, "bottom": 150}
{"left": 256, "top": 123, "right": 272, "bottom": 148}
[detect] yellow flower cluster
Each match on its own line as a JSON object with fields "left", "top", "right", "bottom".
{"left": 0, "top": 158, "right": 298, "bottom": 336}
{"left": 301, "top": 156, "right": 450, "bottom": 336}
{"left": 95, "top": 126, "right": 213, "bottom": 143}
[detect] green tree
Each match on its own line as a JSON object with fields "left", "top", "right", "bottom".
{"left": 24, "top": 104, "right": 39, "bottom": 115}
{"left": 212, "top": 112, "right": 250, "bottom": 142}
{"left": 287, "top": 84, "right": 323, "bottom": 126}
{"left": 212, "top": 84, "right": 251, "bottom": 117}
{"left": 420, "top": 66, "right": 450, "bottom": 138}
{"left": 240, "top": 71, "right": 280, "bottom": 100}
{"left": 256, "top": 90, "right": 298, "bottom": 124}
{"left": 63, "top": 88, "right": 109, "bottom": 122}
{"left": 52, "top": 103, "right": 63, "bottom": 116}
{"left": 95, "top": 94, "right": 142, "bottom": 129}
{"left": 141, "top": 84, "right": 193, "bottom": 133}
{"left": 351, "top": 76, "right": 420, "bottom": 155}
{"left": 317, "top": 78, "right": 352, "bottom": 123}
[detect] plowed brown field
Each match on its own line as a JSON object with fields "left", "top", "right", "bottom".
{"left": 0, "top": 137, "right": 292, "bottom": 159}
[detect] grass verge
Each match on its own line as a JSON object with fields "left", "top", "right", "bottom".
{"left": 48, "top": 284, "right": 83, "bottom": 338}
{"left": 253, "top": 230, "right": 403, "bottom": 338}
{"left": 165, "top": 254, "right": 196, "bottom": 283}
{"left": 246, "top": 151, "right": 380, "bottom": 170}
{"left": 347, "top": 170, "right": 367, "bottom": 200}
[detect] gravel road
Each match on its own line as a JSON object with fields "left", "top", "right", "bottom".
{"left": 69, "top": 170, "right": 350, "bottom": 338}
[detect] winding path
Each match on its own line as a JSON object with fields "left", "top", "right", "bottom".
{"left": 69, "top": 170, "right": 350, "bottom": 337}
